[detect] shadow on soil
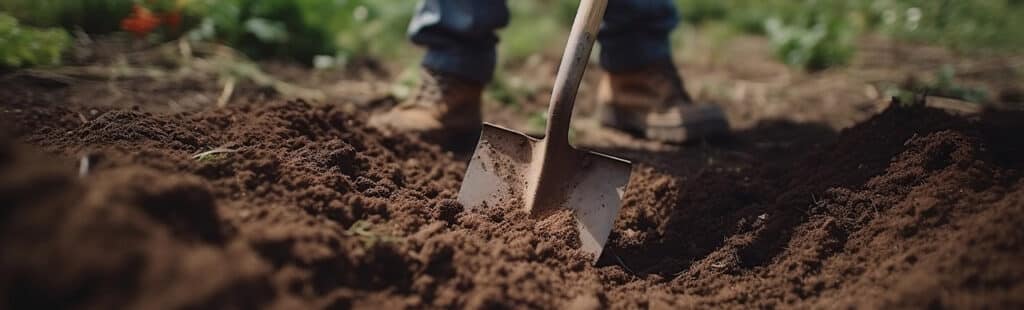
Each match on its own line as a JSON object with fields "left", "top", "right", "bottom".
{"left": 590, "top": 104, "right": 1024, "bottom": 278}
{"left": 589, "top": 119, "right": 847, "bottom": 277}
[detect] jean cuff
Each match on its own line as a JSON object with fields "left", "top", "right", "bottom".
{"left": 422, "top": 48, "right": 496, "bottom": 83}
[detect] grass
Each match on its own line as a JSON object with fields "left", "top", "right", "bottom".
{"left": 676, "top": 0, "right": 1024, "bottom": 69}
{"left": 882, "top": 65, "right": 991, "bottom": 104}
{"left": 3, "top": 0, "right": 1022, "bottom": 72}
{"left": 926, "top": 65, "right": 989, "bottom": 103}
{"left": 874, "top": 0, "right": 1024, "bottom": 52}
{"left": 501, "top": 1, "right": 576, "bottom": 65}
{"left": 345, "top": 220, "right": 400, "bottom": 248}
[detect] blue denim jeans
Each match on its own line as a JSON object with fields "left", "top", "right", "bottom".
{"left": 409, "top": 0, "right": 680, "bottom": 83}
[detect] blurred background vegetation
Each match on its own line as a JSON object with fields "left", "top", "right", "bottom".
{"left": 1, "top": 0, "right": 1022, "bottom": 71}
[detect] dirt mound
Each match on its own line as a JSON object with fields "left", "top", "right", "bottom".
{"left": 1, "top": 101, "right": 590, "bottom": 308}
{"left": 2, "top": 95, "right": 1023, "bottom": 308}
{"left": 607, "top": 103, "right": 1024, "bottom": 308}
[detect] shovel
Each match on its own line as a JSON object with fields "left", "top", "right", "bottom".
{"left": 457, "top": 0, "right": 630, "bottom": 263}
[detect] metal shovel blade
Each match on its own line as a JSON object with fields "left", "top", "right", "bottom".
{"left": 457, "top": 123, "right": 632, "bottom": 263}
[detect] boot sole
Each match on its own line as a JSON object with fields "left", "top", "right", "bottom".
{"left": 598, "top": 105, "right": 730, "bottom": 144}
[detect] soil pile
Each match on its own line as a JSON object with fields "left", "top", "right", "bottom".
{"left": 1, "top": 92, "right": 1022, "bottom": 308}
{"left": 608, "top": 104, "right": 1024, "bottom": 308}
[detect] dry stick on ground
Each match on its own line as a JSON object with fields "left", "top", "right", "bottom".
{"left": 192, "top": 148, "right": 237, "bottom": 161}
{"left": 183, "top": 41, "right": 326, "bottom": 101}
{"left": 20, "top": 41, "right": 326, "bottom": 103}
{"left": 28, "top": 65, "right": 172, "bottom": 80}
{"left": 2, "top": 70, "right": 78, "bottom": 86}
{"left": 216, "top": 78, "right": 236, "bottom": 108}
{"left": 78, "top": 155, "right": 90, "bottom": 177}
{"left": 178, "top": 38, "right": 193, "bottom": 65}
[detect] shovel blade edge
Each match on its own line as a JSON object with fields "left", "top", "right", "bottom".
{"left": 563, "top": 150, "right": 631, "bottom": 262}
{"left": 457, "top": 123, "right": 632, "bottom": 263}
{"left": 457, "top": 123, "right": 537, "bottom": 211}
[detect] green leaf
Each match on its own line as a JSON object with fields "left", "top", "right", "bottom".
{"left": 0, "top": 13, "right": 70, "bottom": 69}
{"left": 244, "top": 18, "right": 289, "bottom": 43}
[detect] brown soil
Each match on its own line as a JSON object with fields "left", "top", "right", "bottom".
{"left": 2, "top": 35, "right": 1024, "bottom": 308}
{"left": 2, "top": 73, "right": 1023, "bottom": 309}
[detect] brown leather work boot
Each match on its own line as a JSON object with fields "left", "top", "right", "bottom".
{"left": 369, "top": 68, "right": 483, "bottom": 147}
{"left": 597, "top": 61, "right": 729, "bottom": 143}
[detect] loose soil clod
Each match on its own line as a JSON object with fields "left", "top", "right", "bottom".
{"left": 1, "top": 76, "right": 1023, "bottom": 308}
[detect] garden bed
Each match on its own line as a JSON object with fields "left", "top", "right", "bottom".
{"left": 1, "top": 71, "right": 1022, "bottom": 308}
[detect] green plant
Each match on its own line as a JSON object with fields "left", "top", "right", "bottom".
{"left": 0, "top": 13, "right": 70, "bottom": 68}
{"left": 345, "top": 221, "right": 399, "bottom": 248}
{"left": 526, "top": 111, "right": 547, "bottom": 134}
{"left": 676, "top": 0, "right": 863, "bottom": 70}
{"left": 184, "top": 0, "right": 413, "bottom": 65}
{"left": 676, "top": 0, "right": 1024, "bottom": 70}
{"left": 921, "top": 65, "right": 989, "bottom": 103}
{"left": 678, "top": 0, "right": 730, "bottom": 25}
{"left": 487, "top": 73, "right": 539, "bottom": 107}
{"left": 868, "top": 0, "right": 1024, "bottom": 51}
{"left": 883, "top": 65, "right": 990, "bottom": 105}
{"left": 501, "top": 0, "right": 573, "bottom": 65}
{"left": 764, "top": 16, "right": 856, "bottom": 71}
{"left": 0, "top": 0, "right": 133, "bottom": 34}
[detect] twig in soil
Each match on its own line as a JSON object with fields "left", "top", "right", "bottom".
{"left": 6, "top": 70, "right": 77, "bottom": 85}
{"left": 192, "top": 148, "right": 237, "bottom": 161}
{"left": 216, "top": 78, "right": 236, "bottom": 108}
{"left": 30, "top": 65, "right": 171, "bottom": 81}
{"left": 178, "top": 39, "right": 193, "bottom": 64}
{"left": 24, "top": 41, "right": 325, "bottom": 102}
{"left": 78, "top": 155, "right": 90, "bottom": 177}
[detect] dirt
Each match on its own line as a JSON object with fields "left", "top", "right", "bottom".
{"left": 2, "top": 36, "right": 1024, "bottom": 308}
{"left": 606, "top": 103, "right": 1024, "bottom": 308}
{"left": 2, "top": 73, "right": 1023, "bottom": 309}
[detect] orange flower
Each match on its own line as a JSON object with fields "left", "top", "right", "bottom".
{"left": 121, "top": 4, "right": 161, "bottom": 37}
{"left": 162, "top": 11, "right": 182, "bottom": 29}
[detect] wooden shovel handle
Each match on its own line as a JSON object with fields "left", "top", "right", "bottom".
{"left": 544, "top": 0, "right": 608, "bottom": 148}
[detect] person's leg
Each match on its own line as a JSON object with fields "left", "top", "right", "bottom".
{"left": 371, "top": 0, "right": 509, "bottom": 148}
{"left": 598, "top": 0, "right": 679, "bottom": 73}
{"left": 596, "top": 0, "right": 730, "bottom": 143}
{"left": 408, "top": 0, "right": 510, "bottom": 83}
